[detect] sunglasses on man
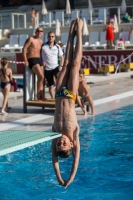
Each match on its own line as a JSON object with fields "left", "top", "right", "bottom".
{"left": 48, "top": 35, "right": 55, "bottom": 38}
{"left": 36, "top": 30, "right": 43, "bottom": 32}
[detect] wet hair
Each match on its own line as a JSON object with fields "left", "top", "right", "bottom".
{"left": 1, "top": 58, "right": 8, "bottom": 78}
{"left": 79, "top": 69, "right": 85, "bottom": 75}
{"left": 57, "top": 149, "right": 72, "bottom": 158}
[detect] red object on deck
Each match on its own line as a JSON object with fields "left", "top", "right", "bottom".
{"left": 16, "top": 53, "right": 25, "bottom": 74}
{"left": 10, "top": 78, "right": 17, "bottom": 92}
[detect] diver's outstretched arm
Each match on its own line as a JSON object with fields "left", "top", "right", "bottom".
{"left": 52, "top": 125, "right": 64, "bottom": 185}
{"left": 64, "top": 125, "right": 80, "bottom": 188}
{"left": 52, "top": 139, "right": 64, "bottom": 185}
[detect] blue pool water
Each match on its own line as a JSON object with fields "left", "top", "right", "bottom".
{"left": 0, "top": 105, "right": 133, "bottom": 200}
{"left": 16, "top": 79, "right": 23, "bottom": 88}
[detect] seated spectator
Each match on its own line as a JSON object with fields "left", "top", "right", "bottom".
{"left": 119, "top": 37, "right": 125, "bottom": 43}
{"left": 77, "top": 69, "right": 95, "bottom": 115}
{"left": 122, "top": 13, "right": 131, "bottom": 23}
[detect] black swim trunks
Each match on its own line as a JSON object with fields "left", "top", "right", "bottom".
{"left": 45, "top": 67, "right": 59, "bottom": 86}
{"left": 28, "top": 58, "right": 43, "bottom": 69}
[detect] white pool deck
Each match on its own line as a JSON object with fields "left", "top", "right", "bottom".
{"left": 1, "top": 71, "right": 133, "bottom": 98}
{"left": 0, "top": 71, "right": 133, "bottom": 156}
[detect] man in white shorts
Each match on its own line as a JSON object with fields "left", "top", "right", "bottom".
{"left": 41, "top": 32, "right": 64, "bottom": 98}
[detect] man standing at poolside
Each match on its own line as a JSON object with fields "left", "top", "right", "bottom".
{"left": 41, "top": 31, "right": 64, "bottom": 99}
{"left": 52, "top": 18, "right": 83, "bottom": 188}
{"left": 22, "top": 27, "right": 45, "bottom": 100}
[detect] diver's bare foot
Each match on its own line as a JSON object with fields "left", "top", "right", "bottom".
{"left": 76, "top": 18, "right": 83, "bottom": 34}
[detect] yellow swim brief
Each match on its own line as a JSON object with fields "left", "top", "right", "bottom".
{"left": 55, "top": 87, "right": 76, "bottom": 101}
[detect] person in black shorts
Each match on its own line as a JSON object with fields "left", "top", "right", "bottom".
{"left": 41, "top": 32, "right": 64, "bottom": 98}
{"left": 22, "top": 27, "right": 47, "bottom": 101}
{"left": 28, "top": 58, "right": 43, "bottom": 70}
{"left": 45, "top": 67, "right": 59, "bottom": 86}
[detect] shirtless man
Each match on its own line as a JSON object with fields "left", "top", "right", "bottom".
{"left": 22, "top": 27, "right": 45, "bottom": 100}
{"left": 52, "top": 19, "right": 83, "bottom": 188}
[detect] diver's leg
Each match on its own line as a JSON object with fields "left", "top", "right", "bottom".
{"left": 56, "top": 20, "right": 76, "bottom": 92}
{"left": 67, "top": 18, "right": 83, "bottom": 94}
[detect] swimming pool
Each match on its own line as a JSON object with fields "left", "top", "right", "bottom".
{"left": 16, "top": 79, "right": 23, "bottom": 88}
{"left": 0, "top": 105, "right": 133, "bottom": 200}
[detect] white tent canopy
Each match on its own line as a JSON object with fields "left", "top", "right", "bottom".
{"left": 114, "top": 15, "right": 119, "bottom": 33}
{"left": 88, "top": 0, "right": 94, "bottom": 14}
{"left": 83, "top": 18, "right": 89, "bottom": 35}
{"left": 42, "top": 0, "right": 47, "bottom": 15}
{"left": 55, "top": 19, "right": 61, "bottom": 36}
{"left": 66, "top": 0, "right": 71, "bottom": 14}
{"left": 121, "top": 0, "right": 126, "bottom": 14}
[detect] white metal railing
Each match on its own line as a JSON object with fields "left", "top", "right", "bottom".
{"left": 11, "top": 13, "right": 27, "bottom": 29}
{"left": 26, "top": 7, "right": 133, "bottom": 27}
{"left": 0, "top": 15, "right": 2, "bottom": 29}
{"left": 0, "top": 14, "right": 11, "bottom": 29}
{"left": 0, "top": 5, "right": 133, "bottom": 30}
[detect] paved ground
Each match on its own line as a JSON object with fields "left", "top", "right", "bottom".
{"left": 0, "top": 71, "right": 133, "bottom": 132}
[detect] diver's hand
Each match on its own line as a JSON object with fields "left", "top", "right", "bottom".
{"left": 64, "top": 179, "right": 73, "bottom": 188}
{"left": 58, "top": 179, "right": 65, "bottom": 186}
{"left": 58, "top": 179, "right": 71, "bottom": 188}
